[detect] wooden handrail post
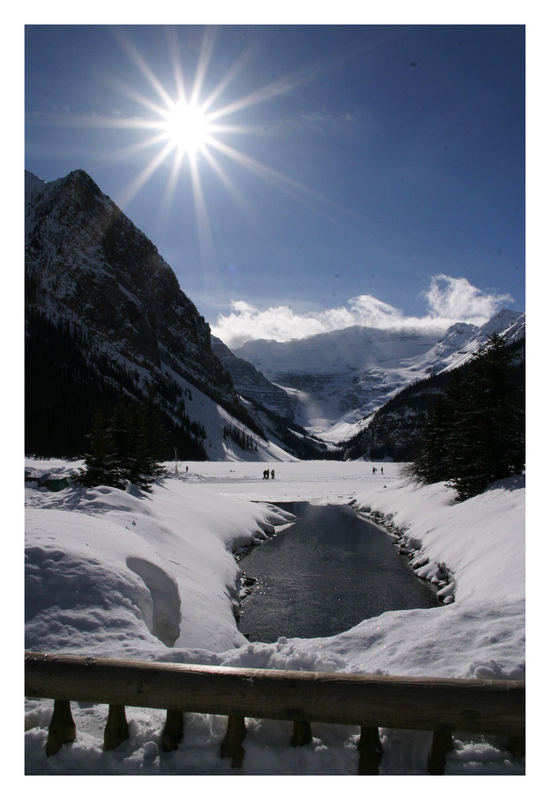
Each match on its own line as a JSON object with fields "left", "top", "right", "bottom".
{"left": 104, "top": 704, "right": 129, "bottom": 751}
{"left": 221, "top": 716, "right": 247, "bottom": 768}
{"left": 358, "top": 726, "right": 383, "bottom": 774}
{"left": 291, "top": 721, "right": 312, "bottom": 747}
{"left": 161, "top": 709, "right": 184, "bottom": 752}
{"left": 427, "top": 727, "right": 454, "bottom": 774}
{"left": 46, "top": 699, "right": 76, "bottom": 756}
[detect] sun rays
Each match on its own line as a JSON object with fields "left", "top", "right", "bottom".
{"left": 37, "top": 27, "right": 337, "bottom": 277}
{"left": 95, "top": 27, "right": 336, "bottom": 276}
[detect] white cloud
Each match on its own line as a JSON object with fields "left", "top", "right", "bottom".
{"left": 424, "top": 274, "right": 513, "bottom": 322}
{"left": 211, "top": 274, "right": 514, "bottom": 349}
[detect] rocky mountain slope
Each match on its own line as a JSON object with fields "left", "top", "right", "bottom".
{"left": 25, "top": 167, "right": 524, "bottom": 464}
{"left": 342, "top": 335, "right": 525, "bottom": 462}
{"left": 211, "top": 335, "right": 294, "bottom": 420}
{"left": 211, "top": 336, "right": 332, "bottom": 459}
{"left": 415, "top": 309, "right": 525, "bottom": 375}
{"left": 25, "top": 169, "right": 292, "bottom": 461}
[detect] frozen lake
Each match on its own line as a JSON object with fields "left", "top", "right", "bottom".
{"left": 238, "top": 501, "right": 440, "bottom": 642}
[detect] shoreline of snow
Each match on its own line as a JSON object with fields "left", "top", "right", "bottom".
{"left": 24, "top": 458, "right": 525, "bottom": 677}
{"left": 353, "top": 472, "right": 525, "bottom": 622}
{"left": 354, "top": 505, "right": 456, "bottom": 604}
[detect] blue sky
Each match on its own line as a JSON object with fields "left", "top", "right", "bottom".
{"left": 25, "top": 22, "right": 525, "bottom": 347}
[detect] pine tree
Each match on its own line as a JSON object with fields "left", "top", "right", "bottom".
{"left": 448, "top": 333, "right": 524, "bottom": 500}
{"left": 412, "top": 334, "right": 524, "bottom": 500}
{"left": 81, "top": 397, "right": 167, "bottom": 491}
{"left": 81, "top": 409, "right": 124, "bottom": 488}
{"left": 133, "top": 395, "right": 168, "bottom": 487}
{"left": 413, "top": 392, "right": 451, "bottom": 484}
{"left": 110, "top": 400, "right": 135, "bottom": 480}
{"left": 439, "top": 371, "right": 472, "bottom": 487}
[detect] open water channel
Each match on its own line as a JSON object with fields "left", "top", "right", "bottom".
{"left": 237, "top": 501, "right": 439, "bottom": 642}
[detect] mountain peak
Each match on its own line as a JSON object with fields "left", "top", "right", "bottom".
{"left": 64, "top": 168, "right": 101, "bottom": 192}
{"left": 24, "top": 167, "right": 270, "bottom": 459}
{"left": 227, "top": 312, "right": 525, "bottom": 441}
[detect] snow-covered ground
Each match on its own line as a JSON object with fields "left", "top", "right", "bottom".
{"left": 24, "top": 458, "right": 526, "bottom": 779}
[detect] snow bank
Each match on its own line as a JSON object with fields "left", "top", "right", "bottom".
{"left": 24, "top": 459, "right": 525, "bottom": 776}
{"left": 26, "top": 476, "right": 292, "bottom": 657}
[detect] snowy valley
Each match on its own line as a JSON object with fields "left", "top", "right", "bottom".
{"left": 230, "top": 310, "right": 525, "bottom": 443}
{"left": 25, "top": 168, "right": 525, "bottom": 464}
{"left": 24, "top": 168, "right": 526, "bottom": 778}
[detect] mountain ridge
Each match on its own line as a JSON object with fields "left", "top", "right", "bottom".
{"left": 230, "top": 310, "right": 525, "bottom": 442}
{"left": 25, "top": 168, "right": 294, "bottom": 462}
{"left": 25, "top": 167, "right": 524, "bottom": 462}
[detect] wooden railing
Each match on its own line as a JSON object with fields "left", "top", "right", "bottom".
{"left": 25, "top": 651, "right": 525, "bottom": 774}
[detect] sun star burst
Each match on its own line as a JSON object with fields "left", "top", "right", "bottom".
{"left": 161, "top": 99, "right": 213, "bottom": 157}
{"left": 64, "top": 28, "right": 333, "bottom": 275}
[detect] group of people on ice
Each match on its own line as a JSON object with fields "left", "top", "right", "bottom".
{"left": 259, "top": 467, "right": 382, "bottom": 479}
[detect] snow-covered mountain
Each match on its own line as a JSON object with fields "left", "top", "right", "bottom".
{"left": 211, "top": 336, "right": 294, "bottom": 420}
{"left": 25, "top": 169, "right": 294, "bottom": 462}
{"left": 25, "top": 167, "right": 524, "bottom": 461}
{"left": 210, "top": 336, "right": 333, "bottom": 459}
{"left": 26, "top": 169, "right": 234, "bottom": 407}
{"left": 232, "top": 311, "right": 525, "bottom": 442}
{"left": 234, "top": 326, "right": 443, "bottom": 440}
{"left": 342, "top": 334, "right": 524, "bottom": 462}
{"left": 416, "top": 309, "right": 525, "bottom": 375}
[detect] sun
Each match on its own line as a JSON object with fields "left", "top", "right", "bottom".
{"left": 97, "top": 27, "right": 330, "bottom": 261}
{"left": 161, "top": 99, "right": 212, "bottom": 157}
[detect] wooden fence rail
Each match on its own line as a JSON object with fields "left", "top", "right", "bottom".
{"left": 25, "top": 651, "right": 525, "bottom": 774}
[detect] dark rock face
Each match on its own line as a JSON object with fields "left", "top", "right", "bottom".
{"left": 25, "top": 169, "right": 267, "bottom": 457}
{"left": 25, "top": 169, "right": 236, "bottom": 409}
{"left": 211, "top": 336, "right": 295, "bottom": 419}
{"left": 210, "top": 336, "right": 334, "bottom": 460}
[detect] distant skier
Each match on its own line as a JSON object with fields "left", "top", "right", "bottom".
{"left": 381, "top": 467, "right": 383, "bottom": 475}
{"left": 271, "top": 469, "right": 275, "bottom": 479}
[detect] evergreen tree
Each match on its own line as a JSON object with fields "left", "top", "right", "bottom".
{"left": 413, "top": 392, "right": 451, "bottom": 484}
{"left": 447, "top": 333, "right": 524, "bottom": 500}
{"left": 81, "top": 398, "right": 167, "bottom": 491}
{"left": 110, "top": 400, "right": 146, "bottom": 487}
{"left": 438, "top": 371, "right": 472, "bottom": 486}
{"left": 81, "top": 409, "right": 124, "bottom": 488}
{"left": 130, "top": 395, "right": 168, "bottom": 489}
{"left": 412, "top": 334, "right": 524, "bottom": 500}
